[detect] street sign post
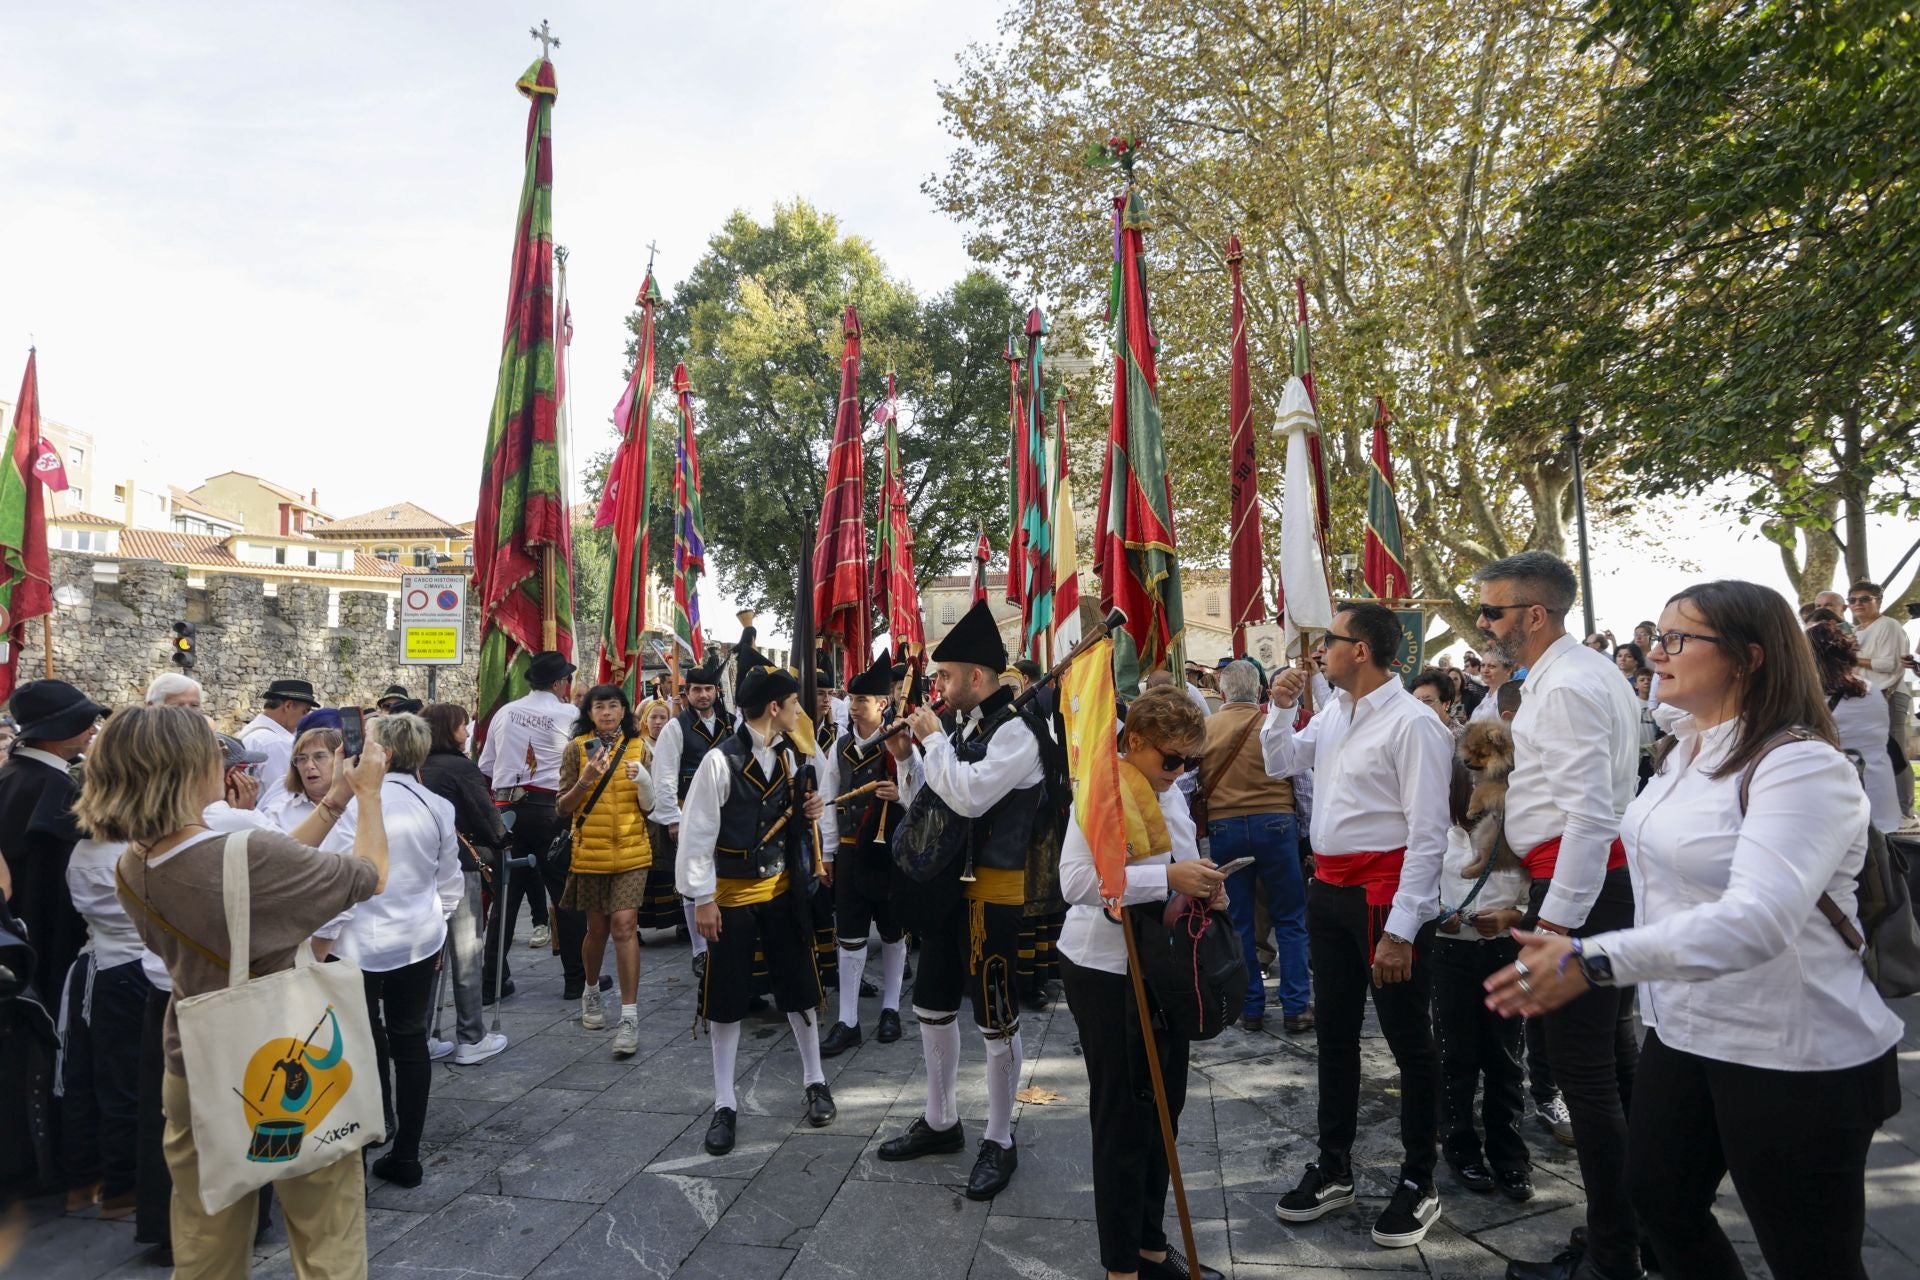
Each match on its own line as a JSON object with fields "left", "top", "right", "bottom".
{"left": 400, "top": 574, "right": 466, "bottom": 699}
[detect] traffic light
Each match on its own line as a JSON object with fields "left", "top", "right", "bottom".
{"left": 171, "top": 621, "right": 196, "bottom": 670}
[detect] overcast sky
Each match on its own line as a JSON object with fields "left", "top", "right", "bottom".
{"left": 4, "top": 2, "right": 1912, "bottom": 652}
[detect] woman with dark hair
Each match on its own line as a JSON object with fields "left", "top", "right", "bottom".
{"left": 1806, "top": 620, "right": 1902, "bottom": 834}
{"left": 1488, "top": 580, "right": 1903, "bottom": 1280}
{"left": 1612, "top": 642, "right": 1647, "bottom": 681}
{"left": 418, "top": 703, "right": 511, "bottom": 1063}
{"left": 557, "top": 683, "right": 655, "bottom": 1057}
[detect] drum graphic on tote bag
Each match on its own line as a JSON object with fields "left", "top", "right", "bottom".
{"left": 173, "top": 832, "right": 384, "bottom": 1213}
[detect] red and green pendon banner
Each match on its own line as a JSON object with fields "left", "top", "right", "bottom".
{"left": 1016, "top": 308, "right": 1056, "bottom": 663}
{"left": 1363, "top": 396, "right": 1409, "bottom": 601}
{"left": 472, "top": 56, "right": 573, "bottom": 739}
{"left": 596, "top": 270, "right": 662, "bottom": 695}
{"left": 870, "top": 373, "right": 924, "bottom": 663}
{"left": 812, "top": 306, "right": 869, "bottom": 669}
{"left": 1225, "top": 235, "right": 1266, "bottom": 657}
{"left": 1092, "top": 140, "right": 1184, "bottom": 694}
{"left": 0, "top": 350, "right": 57, "bottom": 703}
{"left": 671, "top": 361, "right": 706, "bottom": 666}
{"left": 1001, "top": 328, "right": 1028, "bottom": 619}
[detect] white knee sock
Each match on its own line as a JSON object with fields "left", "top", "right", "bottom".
{"left": 788, "top": 1011, "right": 825, "bottom": 1087}
{"left": 915, "top": 1007, "right": 961, "bottom": 1130}
{"left": 684, "top": 900, "right": 707, "bottom": 956}
{"left": 836, "top": 944, "right": 866, "bottom": 1027}
{"left": 710, "top": 1019, "right": 741, "bottom": 1111}
{"left": 982, "top": 1029, "right": 1024, "bottom": 1148}
{"left": 878, "top": 939, "right": 907, "bottom": 1012}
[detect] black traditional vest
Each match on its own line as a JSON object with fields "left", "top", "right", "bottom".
{"left": 711, "top": 729, "right": 794, "bottom": 882}
{"left": 834, "top": 730, "right": 897, "bottom": 855}
{"left": 675, "top": 709, "right": 728, "bottom": 802}
{"left": 948, "top": 688, "right": 1044, "bottom": 872}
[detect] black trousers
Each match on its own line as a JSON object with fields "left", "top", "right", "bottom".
{"left": 700, "top": 889, "right": 822, "bottom": 1024}
{"left": 1528, "top": 867, "right": 1641, "bottom": 1275}
{"left": 912, "top": 895, "right": 1023, "bottom": 1034}
{"left": 1062, "top": 956, "right": 1189, "bottom": 1273}
{"left": 1629, "top": 1030, "right": 1897, "bottom": 1280}
{"left": 1525, "top": 1012, "right": 1556, "bottom": 1101}
{"left": 363, "top": 953, "right": 439, "bottom": 1162}
{"left": 485, "top": 797, "right": 579, "bottom": 993}
{"left": 58, "top": 956, "right": 150, "bottom": 1199}
{"left": 1428, "top": 936, "right": 1527, "bottom": 1176}
{"left": 135, "top": 983, "right": 171, "bottom": 1244}
{"left": 1306, "top": 879, "right": 1440, "bottom": 1187}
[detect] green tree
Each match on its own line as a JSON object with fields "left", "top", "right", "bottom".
{"left": 929, "top": 0, "right": 1626, "bottom": 639}
{"left": 1481, "top": 0, "right": 1920, "bottom": 604}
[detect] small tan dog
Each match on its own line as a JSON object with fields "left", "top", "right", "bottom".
{"left": 1458, "top": 720, "right": 1523, "bottom": 878}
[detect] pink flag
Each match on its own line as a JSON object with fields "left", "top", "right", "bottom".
{"left": 31, "top": 437, "right": 68, "bottom": 492}
{"left": 592, "top": 443, "right": 626, "bottom": 529}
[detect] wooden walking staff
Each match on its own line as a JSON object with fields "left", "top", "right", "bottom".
{"left": 1119, "top": 910, "right": 1201, "bottom": 1275}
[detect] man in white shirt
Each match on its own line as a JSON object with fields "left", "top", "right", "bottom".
{"left": 476, "top": 650, "right": 580, "bottom": 1000}
{"left": 1474, "top": 551, "right": 1643, "bottom": 1280}
{"left": 1264, "top": 603, "right": 1453, "bottom": 1251}
{"left": 238, "top": 678, "right": 318, "bottom": 789}
{"left": 650, "top": 660, "right": 729, "bottom": 969}
{"left": 877, "top": 601, "right": 1049, "bottom": 1203}
{"left": 1847, "top": 580, "right": 1914, "bottom": 824}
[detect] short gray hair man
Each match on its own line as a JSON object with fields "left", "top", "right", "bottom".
{"left": 1217, "top": 659, "right": 1263, "bottom": 705}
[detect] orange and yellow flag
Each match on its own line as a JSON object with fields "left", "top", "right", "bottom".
{"left": 1059, "top": 636, "right": 1171, "bottom": 906}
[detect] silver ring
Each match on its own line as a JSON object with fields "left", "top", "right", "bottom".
{"left": 1517, "top": 977, "right": 1534, "bottom": 995}
{"left": 1513, "top": 959, "right": 1533, "bottom": 979}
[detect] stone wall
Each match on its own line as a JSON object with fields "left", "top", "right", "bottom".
{"left": 26, "top": 552, "right": 480, "bottom": 733}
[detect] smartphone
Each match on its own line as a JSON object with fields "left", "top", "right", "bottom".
{"left": 1214, "top": 855, "right": 1256, "bottom": 876}
{"left": 340, "top": 706, "right": 365, "bottom": 762}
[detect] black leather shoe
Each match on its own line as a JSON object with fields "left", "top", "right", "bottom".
{"left": 875, "top": 1009, "right": 902, "bottom": 1042}
{"left": 704, "top": 1107, "right": 737, "bottom": 1155}
{"left": 1447, "top": 1154, "right": 1496, "bottom": 1193}
{"left": 859, "top": 976, "right": 880, "bottom": 998}
{"left": 1505, "top": 1240, "right": 1645, "bottom": 1280}
{"left": 877, "top": 1116, "right": 965, "bottom": 1161}
{"left": 1497, "top": 1168, "right": 1534, "bottom": 1202}
{"left": 819, "top": 1021, "right": 862, "bottom": 1057}
{"left": 562, "top": 981, "right": 584, "bottom": 1001}
{"left": 1139, "top": 1244, "right": 1223, "bottom": 1280}
{"left": 370, "top": 1154, "right": 422, "bottom": 1188}
{"left": 1020, "top": 986, "right": 1050, "bottom": 1013}
{"left": 1242, "top": 1015, "right": 1264, "bottom": 1033}
{"left": 965, "top": 1139, "right": 1017, "bottom": 1200}
{"left": 805, "top": 1082, "right": 836, "bottom": 1127}
{"left": 746, "top": 994, "right": 770, "bottom": 1013}
{"left": 480, "top": 977, "right": 515, "bottom": 1006}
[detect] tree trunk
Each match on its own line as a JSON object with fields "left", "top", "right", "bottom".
{"left": 1838, "top": 406, "right": 1871, "bottom": 585}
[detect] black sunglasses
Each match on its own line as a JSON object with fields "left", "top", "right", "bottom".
{"left": 1477, "top": 602, "right": 1538, "bottom": 621}
{"left": 1158, "top": 749, "right": 1205, "bottom": 773}
{"left": 1321, "top": 632, "right": 1360, "bottom": 647}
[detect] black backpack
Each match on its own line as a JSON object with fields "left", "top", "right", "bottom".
{"left": 1127, "top": 895, "right": 1247, "bottom": 1041}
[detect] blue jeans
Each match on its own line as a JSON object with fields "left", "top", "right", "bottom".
{"left": 1211, "top": 811, "right": 1309, "bottom": 1017}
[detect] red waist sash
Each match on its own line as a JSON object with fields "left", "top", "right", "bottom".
{"left": 1522, "top": 835, "right": 1627, "bottom": 881}
{"left": 1313, "top": 847, "right": 1407, "bottom": 907}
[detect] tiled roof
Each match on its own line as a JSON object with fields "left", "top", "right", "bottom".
{"left": 310, "top": 501, "right": 466, "bottom": 537}
{"left": 168, "top": 486, "right": 243, "bottom": 524}
{"left": 114, "top": 530, "right": 406, "bottom": 580}
{"left": 196, "top": 471, "right": 330, "bottom": 515}
{"left": 51, "top": 510, "right": 122, "bottom": 527}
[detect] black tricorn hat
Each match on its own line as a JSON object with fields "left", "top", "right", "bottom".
{"left": 930, "top": 601, "right": 1007, "bottom": 672}
{"left": 525, "top": 651, "right": 575, "bottom": 687}
{"left": 9, "top": 680, "right": 109, "bottom": 743}
{"left": 738, "top": 667, "right": 800, "bottom": 714}
{"left": 848, "top": 652, "right": 893, "bottom": 697}
{"left": 262, "top": 678, "right": 319, "bottom": 706}
{"left": 684, "top": 659, "right": 723, "bottom": 687}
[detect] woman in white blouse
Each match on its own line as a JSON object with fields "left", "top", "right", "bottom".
{"left": 1058, "top": 685, "right": 1228, "bottom": 1280}
{"left": 267, "top": 726, "right": 343, "bottom": 833}
{"left": 320, "top": 713, "right": 462, "bottom": 1190}
{"left": 1806, "top": 619, "right": 1903, "bottom": 834}
{"left": 1487, "top": 580, "right": 1902, "bottom": 1280}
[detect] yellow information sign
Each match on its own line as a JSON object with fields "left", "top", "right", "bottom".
{"left": 404, "top": 627, "right": 460, "bottom": 662}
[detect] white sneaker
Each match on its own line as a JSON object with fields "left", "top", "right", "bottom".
{"left": 452, "top": 1032, "right": 509, "bottom": 1065}
{"left": 529, "top": 924, "right": 551, "bottom": 949}
{"left": 612, "top": 1014, "right": 638, "bottom": 1058}
{"left": 1536, "top": 1093, "right": 1576, "bottom": 1146}
{"left": 1898, "top": 813, "right": 1920, "bottom": 834}
{"left": 580, "top": 989, "right": 605, "bottom": 1030}
{"left": 427, "top": 1037, "right": 455, "bottom": 1061}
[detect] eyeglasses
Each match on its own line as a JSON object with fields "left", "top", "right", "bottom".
{"left": 1476, "top": 602, "right": 1538, "bottom": 621}
{"left": 292, "top": 752, "right": 333, "bottom": 766}
{"left": 1647, "top": 629, "right": 1724, "bottom": 655}
{"left": 1157, "top": 749, "right": 1205, "bottom": 773}
{"left": 1321, "top": 632, "right": 1360, "bottom": 647}
{"left": 1847, "top": 595, "right": 1878, "bottom": 605}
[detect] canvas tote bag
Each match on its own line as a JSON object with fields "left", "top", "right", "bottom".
{"left": 172, "top": 831, "right": 384, "bottom": 1213}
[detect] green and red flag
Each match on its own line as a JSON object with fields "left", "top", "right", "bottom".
{"left": 1018, "top": 307, "right": 1055, "bottom": 663}
{"left": 870, "top": 373, "right": 924, "bottom": 664}
{"left": 812, "top": 306, "right": 869, "bottom": 668}
{"left": 671, "top": 361, "right": 706, "bottom": 667}
{"left": 1226, "top": 236, "right": 1266, "bottom": 657}
{"left": 0, "top": 350, "right": 59, "bottom": 702}
{"left": 596, "top": 269, "right": 662, "bottom": 696}
{"left": 1363, "top": 397, "right": 1409, "bottom": 601}
{"left": 1090, "top": 138, "right": 1185, "bottom": 694}
{"left": 471, "top": 55, "right": 573, "bottom": 742}
{"left": 1001, "top": 328, "right": 1028, "bottom": 617}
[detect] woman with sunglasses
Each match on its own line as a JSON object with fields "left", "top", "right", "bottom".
{"left": 1487, "top": 581, "right": 1902, "bottom": 1280}
{"left": 1058, "top": 684, "right": 1227, "bottom": 1280}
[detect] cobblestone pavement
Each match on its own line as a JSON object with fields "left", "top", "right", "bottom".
{"left": 15, "top": 935, "right": 1920, "bottom": 1279}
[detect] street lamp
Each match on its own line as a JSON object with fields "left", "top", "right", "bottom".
{"left": 1337, "top": 552, "right": 1359, "bottom": 595}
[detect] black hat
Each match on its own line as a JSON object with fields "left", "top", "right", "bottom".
{"left": 263, "top": 678, "right": 319, "bottom": 706}
{"left": 10, "top": 680, "right": 109, "bottom": 743}
{"left": 848, "top": 653, "right": 893, "bottom": 697}
{"left": 738, "top": 667, "right": 800, "bottom": 714}
{"left": 814, "top": 669, "right": 833, "bottom": 690}
{"left": 526, "top": 650, "right": 575, "bottom": 688}
{"left": 379, "top": 684, "right": 410, "bottom": 702}
{"left": 685, "top": 660, "right": 722, "bottom": 687}
{"left": 931, "top": 600, "right": 1007, "bottom": 672}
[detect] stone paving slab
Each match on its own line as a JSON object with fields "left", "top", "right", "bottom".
{"left": 19, "top": 937, "right": 1920, "bottom": 1279}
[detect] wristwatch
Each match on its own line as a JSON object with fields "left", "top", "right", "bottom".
{"left": 1380, "top": 930, "right": 1411, "bottom": 947}
{"left": 1570, "top": 937, "right": 1617, "bottom": 988}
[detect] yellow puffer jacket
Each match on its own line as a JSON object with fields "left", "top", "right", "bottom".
{"left": 567, "top": 735, "right": 652, "bottom": 875}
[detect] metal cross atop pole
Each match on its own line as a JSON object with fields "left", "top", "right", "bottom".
{"left": 529, "top": 19, "right": 560, "bottom": 56}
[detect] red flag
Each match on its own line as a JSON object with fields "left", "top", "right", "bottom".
{"left": 1226, "top": 236, "right": 1265, "bottom": 657}
{"left": 1363, "top": 397, "right": 1410, "bottom": 601}
{"left": 971, "top": 531, "right": 991, "bottom": 606}
{"left": 1002, "top": 330, "right": 1028, "bottom": 612}
{"left": 598, "top": 271, "right": 662, "bottom": 692}
{"left": 0, "top": 350, "right": 55, "bottom": 701}
{"left": 1295, "top": 277, "right": 1332, "bottom": 546}
{"left": 812, "top": 306, "right": 870, "bottom": 660}
{"left": 871, "top": 372, "right": 925, "bottom": 663}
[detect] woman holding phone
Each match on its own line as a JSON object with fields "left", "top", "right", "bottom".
{"left": 558, "top": 683, "right": 655, "bottom": 1057}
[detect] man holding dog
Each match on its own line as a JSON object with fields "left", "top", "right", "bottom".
{"left": 1474, "top": 551, "right": 1644, "bottom": 1280}
{"left": 1261, "top": 601, "right": 1453, "bottom": 1250}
